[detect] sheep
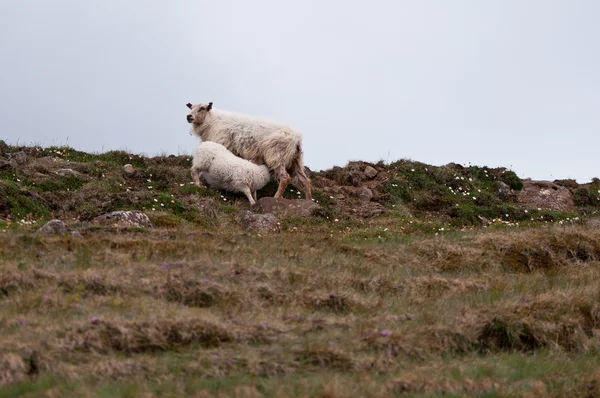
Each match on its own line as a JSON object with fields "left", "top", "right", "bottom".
{"left": 190, "top": 140, "right": 271, "bottom": 205}
{"left": 186, "top": 102, "right": 312, "bottom": 200}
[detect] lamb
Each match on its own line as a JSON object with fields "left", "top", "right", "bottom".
{"left": 186, "top": 102, "right": 312, "bottom": 200}
{"left": 190, "top": 140, "right": 271, "bottom": 205}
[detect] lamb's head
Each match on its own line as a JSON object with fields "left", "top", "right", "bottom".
{"left": 186, "top": 102, "right": 213, "bottom": 125}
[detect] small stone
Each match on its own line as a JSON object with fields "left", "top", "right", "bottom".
{"left": 0, "top": 159, "right": 11, "bottom": 170}
{"left": 35, "top": 220, "right": 68, "bottom": 235}
{"left": 123, "top": 164, "right": 135, "bottom": 174}
{"left": 364, "top": 165, "right": 378, "bottom": 179}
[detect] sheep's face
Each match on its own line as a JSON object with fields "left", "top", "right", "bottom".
{"left": 186, "top": 102, "right": 213, "bottom": 125}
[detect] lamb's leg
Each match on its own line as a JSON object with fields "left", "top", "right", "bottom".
{"left": 252, "top": 191, "right": 258, "bottom": 203}
{"left": 190, "top": 167, "right": 206, "bottom": 188}
{"left": 242, "top": 187, "right": 256, "bottom": 205}
{"left": 274, "top": 166, "right": 291, "bottom": 199}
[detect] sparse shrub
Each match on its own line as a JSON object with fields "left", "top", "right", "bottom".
{"left": 574, "top": 188, "right": 597, "bottom": 207}
{"left": 498, "top": 170, "right": 523, "bottom": 190}
{"left": 448, "top": 204, "right": 481, "bottom": 226}
{"left": 0, "top": 139, "right": 9, "bottom": 156}
{"left": 478, "top": 317, "right": 543, "bottom": 352}
{"left": 34, "top": 175, "right": 87, "bottom": 192}
{"left": 413, "top": 186, "right": 453, "bottom": 211}
{"left": 97, "top": 150, "right": 141, "bottom": 167}
{"left": 0, "top": 181, "right": 50, "bottom": 220}
{"left": 382, "top": 180, "right": 412, "bottom": 203}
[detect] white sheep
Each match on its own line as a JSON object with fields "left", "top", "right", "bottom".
{"left": 186, "top": 102, "right": 312, "bottom": 200}
{"left": 191, "top": 141, "right": 271, "bottom": 205}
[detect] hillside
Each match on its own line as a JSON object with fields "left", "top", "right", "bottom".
{"left": 2, "top": 141, "right": 600, "bottom": 397}
{"left": 1, "top": 140, "right": 598, "bottom": 233}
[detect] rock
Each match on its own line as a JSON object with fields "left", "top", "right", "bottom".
{"left": 7, "top": 151, "right": 27, "bottom": 167}
{"left": 0, "top": 159, "right": 10, "bottom": 170}
{"left": 236, "top": 211, "right": 280, "bottom": 232}
{"left": 334, "top": 194, "right": 345, "bottom": 200}
{"left": 53, "top": 168, "right": 81, "bottom": 177}
{"left": 351, "top": 202, "right": 387, "bottom": 218}
{"left": 446, "top": 162, "right": 465, "bottom": 171}
{"left": 93, "top": 210, "right": 153, "bottom": 229}
{"left": 586, "top": 219, "right": 600, "bottom": 228}
{"left": 123, "top": 164, "right": 135, "bottom": 174}
{"left": 364, "top": 165, "right": 378, "bottom": 179}
{"left": 257, "top": 197, "right": 320, "bottom": 218}
{"left": 554, "top": 179, "right": 579, "bottom": 190}
{"left": 517, "top": 179, "right": 576, "bottom": 212}
{"left": 357, "top": 186, "right": 373, "bottom": 202}
{"left": 495, "top": 181, "right": 512, "bottom": 201}
{"left": 35, "top": 220, "right": 68, "bottom": 235}
{"left": 70, "top": 230, "right": 84, "bottom": 239}
{"left": 321, "top": 163, "right": 365, "bottom": 187}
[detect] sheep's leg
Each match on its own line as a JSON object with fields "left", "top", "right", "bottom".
{"left": 252, "top": 191, "right": 258, "bottom": 203}
{"left": 190, "top": 167, "right": 206, "bottom": 188}
{"left": 242, "top": 187, "right": 256, "bottom": 205}
{"left": 294, "top": 169, "right": 312, "bottom": 201}
{"left": 274, "top": 166, "right": 291, "bottom": 199}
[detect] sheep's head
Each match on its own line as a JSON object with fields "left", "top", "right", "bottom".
{"left": 186, "top": 102, "right": 213, "bottom": 124}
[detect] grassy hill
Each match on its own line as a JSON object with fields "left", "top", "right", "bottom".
{"left": 1, "top": 141, "right": 600, "bottom": 397}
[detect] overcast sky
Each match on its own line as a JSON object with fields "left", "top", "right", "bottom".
{"left": 1, "top": 1, "right": 599, "bottom": 181}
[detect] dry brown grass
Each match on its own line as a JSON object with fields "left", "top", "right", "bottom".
{"left": 2, "top": 225, "right": 600, "bottom": 396}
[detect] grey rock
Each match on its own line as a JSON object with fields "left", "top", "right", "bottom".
{"left": 357, "top": 186, "right": 374, "bottom": 202}
{"left": 351, "top": 202, "right": 387, "bottom": 218}
{"left": 364, "top": 165, "right": 378, "bottom": 179}
{"left": 53, "top": 168, "right": 81, "bottom": 177}
{"left": 517, "top": 179, "right": 576, "bottom": 211}
{"left": 586, "top": 219, "right": 600, "bottom": 228}
{"left": 7, "top": 151, "right": 28, "bottom": 167}
{"left": 495, "top": 181, "right": 512, "bottom": 201}
{"left": 93, "top": 210, "right": 153, "bottom": 229}
{"left": 70, "top": 230, "right": 84, "bottom": 239}
{"left": 123, "top": 164, "right": 135, "bottom": 174}
{"left": 257, "top": 197, "right": 319, "bottom": 218}
{"left": 236, "top": 210, "right": 280, "bottom": 232}
{"left": 0, "top": 159, "right": 10, "bottom": 170}
{"left": 35, "top": 220, "right": 68, "bottom": 235}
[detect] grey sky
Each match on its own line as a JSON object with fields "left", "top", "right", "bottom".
{"left": 1, "top": 1, "right": 599, "bottom": 181}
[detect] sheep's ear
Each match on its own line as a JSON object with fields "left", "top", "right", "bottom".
{"left": 207, "top": 102, "right": 213, "bottom": 111}
{"left": 186, "top": 103, "right": 193, "bottom": 109}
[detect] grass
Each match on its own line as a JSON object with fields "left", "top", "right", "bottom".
{"left": 2, "top": 226, "right": 600, "bottom": 396}
{"left": 2, "top": 143, "right": 600, "bottom": 396}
